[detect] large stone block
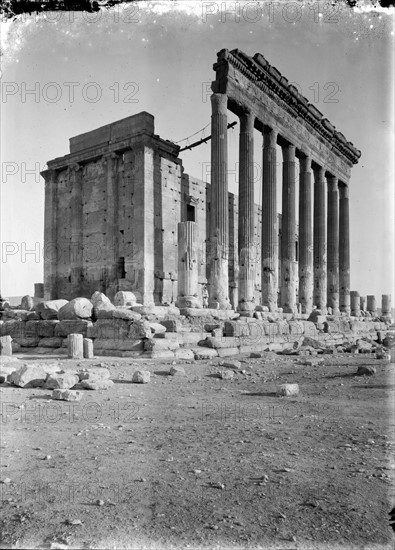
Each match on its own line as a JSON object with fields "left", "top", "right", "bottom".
{"left": 192, "top": 347, "right": 218, "bottom": 359}
{"left": 9, "top": 365, "right": 48, "bottom": 388}
{"left": 55, "top": 320, "right": 93, "bottom": 337}
{"left": 26, "top": 320, "right": 59, "bottom": 338}
{"left": 128, "top": 319, "right": 151, "bottom": 339}
{"left": 112, "top": 309, "right": 142, "bottom": 321}
{"left": 36, "top": 299, "right": 69, "bottom": 320}
{"left": 78, "top": 367, "right": 110, "bottom": 381}
{"left": 114, "top": 291, "right": 138, "bottom": 306}
{"left": 87, "top": 319, "right": 130, "bottom": 339}
{"left": 160, "top": 319, "right": 182, "bottom": 332}
{"left": 58, "top": 298, "right": 93, "bottom": 320}
{"left": 38, "top": 337, "right": 64, "bottom": 348}
{"left": 45, "top": 372, "right": 79, "bottom": 389}
{"left": 0, "top": 320, "right": 25, "bottom": 338}
{"left": 203, "top": 336, "right": 240, "bottom": 349}
{"left": 93, "top": 338, "right": 144, "bottom": 351}
{"left": 14, "top": 336, "right": 40, "bottom": 347}
{"left": 21, "top": 295, "right": 34, "bottom": 311}
{"left": 144, "top": 339, "right": 179, "bottom": 352}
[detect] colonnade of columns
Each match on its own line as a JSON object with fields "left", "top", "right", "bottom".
{"left": 208, "top": 93, "right": 351, "bottom": 314}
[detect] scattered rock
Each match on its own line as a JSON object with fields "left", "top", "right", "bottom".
{"left": 8, "top": 364, "right": 47, "bottom": 388}
{"left": 80, "top": 379, "right": 114, "bottom": 390}
{"left": 1, "top": 478, "right": 12, "bottom": 484}
{"left": 356, "top": 366, "right": 376, "bottom": 376}
{"left": 52, "top": 389, "right": 83, "bottom": 401}
{"left": 45, "top": 372, "right": 80, "bottom": 390}
{"left": 78, "top": 367, "right": 110, "bottom": 381}
{"left": 21, "top": 295, "right": 34, "bottom": 311}
{"left": 217, "top": 370, "right": 234, "bottom": 380}
{"left": 222, "top": 360, "right": 242, "bottom": 370}
{"left": 250, "top": 352, "right": 262, "bottom": 358}
{"left": 277, "top": 383, "right": 300, "bottom": 397}
{"left": 169, "top": 365, "right": 186, "bottom": 376}
{"left": 58, "top": 298, "right": 93, "bottom": 321}
{"left": 149, "top": 322, "right": 167, "bottom": 334}
{"left": 132, "top": 370, "right": 150, "bottom": 384}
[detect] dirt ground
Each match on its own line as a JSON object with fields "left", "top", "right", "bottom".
{"left": 0, "top": 351, "right": 394, "bottom": 550}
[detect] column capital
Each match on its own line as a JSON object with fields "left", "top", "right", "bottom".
{"left": 69, "top": 163, "right": 82, "bottom": 172}
{"left": 239, "top": 109, "right": 254, "bottom": 133}
{"left": 326, "top": 174, "right": 338, "bottom": 192}
{"left": 299, "top": 154, "right": 312, "bottom": 172}
{"left": 282, "top": 142, "right": 296, "bottom": 161}
{"left": 263, "top": 127, "right": 277, "bottom": 148}
{"left": 211, "top": 93, "right": 227, "bottom": 114}
{"left": 339, "top": 184, "right": 349, "bottom": 198}
{"left": 313, "top": 164, "right": 325, "bottom": 179}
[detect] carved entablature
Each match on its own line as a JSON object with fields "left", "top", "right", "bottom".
{"left": 212, "top": 48, "right": 361, "bottom": 177}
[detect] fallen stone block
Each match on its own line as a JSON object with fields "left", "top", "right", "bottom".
{"left": 277, "top": 383, "right": 299, "bottom": 397}
{"left": 0, "top": 365, "right": 19, "bottom": 383}
{"left": 58, "top": 298, "right": 93, "bottom": 321}
{"left": 149, "top": 322, "right": 167, "bottom": 334}
{"left": 0, "top": 335, "right": 12, "bottom": 356}
{"left": 356, "top": 365, "right": 376, "bottom": 376}
{"left": 144, "top": 339, "right": 179, "bottom": 352}
{"left": 203, "top": 336, "right": 239, "bottom": 349}
{"left": 45, "top": 372, "right": 80, "bottom": 389}
{"left": 144, "top": 350, "right": 175, "bottom": 359}
{"left": 131, "top": 305, "right": 180, "bottom": 317}
{"left": 250, "top": 352, "right": 262, "bottom": 358}
{"left": 192, "top": 348, "right": 218, "bottom": 360}
{"left": 169, "top": 365, "right": 186, "bottom": 376}
{"left": 302, "top": 336, "right": 325, "bottom": 349}
{"left": 132, "top": 370, "right": 150, "bottom": 384}
{"left": 80, "top": 379, "right": 114, "bottom": 390}
{"left": 21, "top": 295, "right": 34, "bottom": 311}
{"left": 36, "top": 300, "right": 68, "bottom": 320}
{"left": 356, "top": 340, "right": 373, "bottom": 353}
{"left": 128, "top": 319, "right": 152, "bottom": 339}
{"left": 112, "top": 309, "right": 142, "bottom": 321}
{"left": 161, "top": 319, "right": 182, "bottom": 332}
{"left": 114, "top": 291, "right": 138, "bottom": 307}
{"left": 52, "top": 389, "right": 83, "bottom": 402}
{"left": 8, "top": 364, "right": 48, "bottom": 388}
{"left": 78, "top": 367, "right": 110, "bottom": 381}
{"left": 216, "top": 370, "right": 235, "bottom": 380}
{"left": 174, "top": 349, "right": 195, "bottom": 360}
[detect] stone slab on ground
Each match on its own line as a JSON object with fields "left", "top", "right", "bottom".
{"left": 93, "top": 339, "right": 144, "bottom": 352}
{"left": 52, "top": 389, "right": 83, "bottom": 401}
{"left": 0, "top": 335, "right": 12, "bottom": 356}
{"left": 191, "top": 347, "right": 218, "bottom": 359}
{"left": 169, "top": 366, "right": 186, "bottom": 376}
{"left": 80, "top": 379, "right": 114, "bottom": 390}
{"left": 356, "top": 365, "right": 376, "bottom": 376}
{"left": 78, "top": 367, "right": 110, "bottom": 381}
{"left": 8, "top": 364, "right": 48, "bottom": 388}
{"left": 45, "top": 372, "right": 80, "bottom": 390}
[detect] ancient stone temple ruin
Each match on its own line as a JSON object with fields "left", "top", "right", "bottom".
{"left": 41, "top": 48, "right": 363, "bottom": 316}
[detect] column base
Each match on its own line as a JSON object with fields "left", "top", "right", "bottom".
{"left": 237, "top": 300, "right": 256, "bottom": 313}
{"left": 175, "top": 296, "right": 202, "bottom": 309}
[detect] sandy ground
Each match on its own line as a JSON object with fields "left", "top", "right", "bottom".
{"left": 0, "top": 351, "right": 394, "bottom": 550}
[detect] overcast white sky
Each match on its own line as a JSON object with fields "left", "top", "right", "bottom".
{"left": 0, "top": 1, "right": 394, "bottom": 300}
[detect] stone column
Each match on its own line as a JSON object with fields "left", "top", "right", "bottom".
{"left": 208, "top": 93, "right": 231, "bottom": 309}
{"left": 298, "top": 155, "right": 313, "bottom": 314}
{"left": 339, "top": 184, "right": 350, "bottom": 314}
{"left": 350, "top": 291, "right": 360, "bottom": 316}
{"left": 238, "top": 110, "right": 256, "bottom": 312}
{"left": 360, "top": 296, "right": 366, "bottom": 313}
{"left": 42, "top": 168, "right": 58, "bottom": 300}
{"left": 104, "top": 153, "right": 120, "bottom": 287}
{"left": 176, "top": 222, "right": 201, "bottom": 308}
{"left": 313, "top": 165, "right": 327, "bottom": 312}
{"left": 68, "top": 334, "right": 83, "bottom": 359}
{"left": 327, "top": 175, "right": 339, "bottom": 314}
{"left": 381, "top": 294, "right": 392, "bottom": 318}
{"left": 261, "top": 128, "right": 278, "bottom": 312}
{"left": 69, "top": 163, "right": 83, "bottom": 295}
{"left": 367, "top": 295, "right": 376, "bottom": 314}
{"left": 280, "top": 143, "right": 297, "bottom": 313}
